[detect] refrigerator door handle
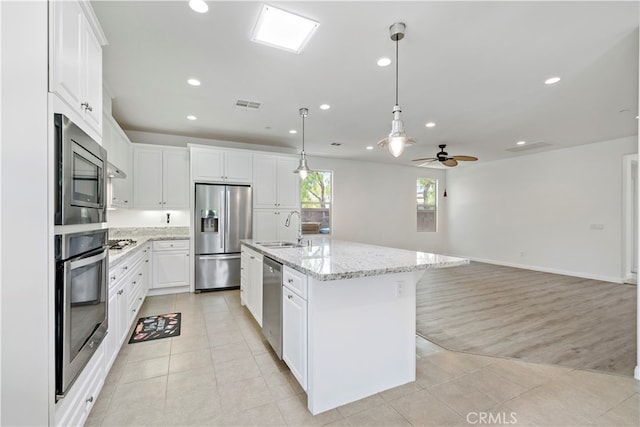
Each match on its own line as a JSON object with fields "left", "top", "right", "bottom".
{"left": 197, "top": 254, "right": 240, "bottom": 261}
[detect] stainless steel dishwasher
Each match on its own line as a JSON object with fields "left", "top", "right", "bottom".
{"left": 262, "top": 256, "right": 283, "bottom": 358}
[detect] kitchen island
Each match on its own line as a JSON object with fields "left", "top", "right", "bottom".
{"left": 241, "top": 238, "right": 468, "bottom": 415}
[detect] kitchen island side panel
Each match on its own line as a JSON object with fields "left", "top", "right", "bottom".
{"left": 306, "top": 271, "right": 421, "bottom": 415}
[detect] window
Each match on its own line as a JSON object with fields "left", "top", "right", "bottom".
{"left": 417, "top": 178, "right": 437, "bottom": 232}
{"left": 300, "top": 171, "right": 332, "bottom": 235}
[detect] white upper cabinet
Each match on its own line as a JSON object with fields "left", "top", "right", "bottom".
{"left": 191, "top": 147, "right": 252, "bottom": 184}
{"left": 133, "top": 146, "right": 189, "bottom": 209}
{"left": 103, "top": 115, "right": 133, "bottom": 208}
{"left": 253, "top": 155, "right": 300, "bottom": 209}
{"left": 50, "top": 0, "right": 104, "bottom": 138}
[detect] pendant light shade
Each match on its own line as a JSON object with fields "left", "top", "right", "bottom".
{"left": 377, "top": 22, "right": 416, "bottom": 157}
{"left": 294, "top": 107, "right": 311, "bottom": 179}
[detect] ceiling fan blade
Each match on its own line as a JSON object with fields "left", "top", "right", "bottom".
{"left": 451, "top": 155, "right": 478, "bottom": 161}
{"left": 443, "top": 159, "right": 458, "bottom": 167}
{"left": 412, "top": 157, "right": 437, "bottom": 162}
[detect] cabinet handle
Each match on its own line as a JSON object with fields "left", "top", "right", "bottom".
{"left": 133, "top": 281, "right": 137, "bottom": 285}
{"left": 110, "top": 276, "right": 116, "bottom": 281}
{"left": 86, "top": 396, "right": 94, "bottom": 404}
{"left": 287, "top": 279, "right": 293, "bottom": 284}
{"left": 145, "top": 260, "right": 149, "bottom": 263}
{"left": 250, "top": 256, "right": 255, "bottom": 259}
{"left": 159, "top": 202, "right": 163, "bottom": 205}
{"left": 287, "top": 294, "right": 293, "bottom": 300}
{"left": 81, "top": 102, "right": 92, "bottom": 112}
{"left": 124, "top": 200, "right": 129, "bottom": 204}
{"left": 117, "top": 289, "right": 123, "bottom": 295}
{"left": 139, "top": 297, "right": 143, "bottom": 301}
{"left": 138, "top": 272, "right": 142, "bottom": 276}
{"left": 123, "top": 266, "right": 128, "bottom": 270}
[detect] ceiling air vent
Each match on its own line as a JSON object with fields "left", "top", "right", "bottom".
{"left": 235, "top": 99, "right": 262, "bottom": 109}
{"left": 505, "top": 141, "right": 552, "bottom": 153}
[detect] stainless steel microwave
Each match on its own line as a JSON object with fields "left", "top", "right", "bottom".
{"left": 54, "top": 114, "right": 107, "bottom": 225}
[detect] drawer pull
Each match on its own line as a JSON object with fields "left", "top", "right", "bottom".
{"left": 86, "top": 396, "right": 94, "bottom": 404}
{"left": 123, "top": 266, "right": 128, "bottom": 270}
{"left": 138, "top": 272, "right": 143, "bottom": 276}
{"left": 132, "top": 281, "right": 137, "bottom": 285}
{"left": 110, "top": 276, "right": 116, "bottom": 281}
{"left": 117, "top": 289, "right": 123, "bottom": 296}
{"left": 287, "top": 294, "right": 293, "bottom": 300}
{"left": 145, "top": 260, "right": 149, "bottom": 263}
{"left": 287, "top": 279, "right": 294, "bottom": 284}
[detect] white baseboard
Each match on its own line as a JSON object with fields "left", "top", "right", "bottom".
{"left": 450, "top": 255, "right": 624, "bottom": 284}
{"left": 147, "top": 286, "right": 190, "bottom": 296}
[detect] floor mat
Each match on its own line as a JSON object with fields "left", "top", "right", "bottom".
{"left": 128, "top": 312, "right": 181, "bottom": 344}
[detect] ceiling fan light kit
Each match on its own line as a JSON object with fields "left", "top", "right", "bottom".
{"left": 294, "top": 107, "right": 312, "bottom": 179}
{"left": 377, "top": 22, "right": 415, "bottom": 158}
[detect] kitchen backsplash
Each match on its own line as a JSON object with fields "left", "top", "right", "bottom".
{"left": 107, "top": 209, "right": 190, "bottom": 227}
{"left": 109, "top": 226, "right": 189, "bottom": 238}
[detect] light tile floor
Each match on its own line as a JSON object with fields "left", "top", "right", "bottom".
{"left": 86, "top": 290, "right": 639, "bottom": 426}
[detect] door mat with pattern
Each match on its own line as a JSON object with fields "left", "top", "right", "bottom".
{"left": 128, "top": 312, "right": 181, "bottom": 344}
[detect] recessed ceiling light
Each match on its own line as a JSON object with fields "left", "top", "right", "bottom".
{"left": 544, "top": 76, "right": 561, "bottom": 85}
{"left": 320, "top": 104, "right": 330, "bottom": 110}
{"left": 377, "top": 57, "right": 391, "bottom": 67}
{"left": 187, "top": 115, "right": 197, "bottom": 121}
{"left": 289, "top": 130, "right": 297, "bottom": 134}
{"left": 189, "top": 0, "right": 208, "bottom": 14}
{"left": 425, "top": 122, "right": 436, "bottom": 128}
{"left": 187, "top": 78, "right": 201, "bottom": 86}
{"left": 250, "top": 5, "right": 319, "bottom": 54}
{"left": 516, "top": 140, "right": 526, "bottom": 145}
{"left": 366, "top": 146, "right": 374, "bottom": 150}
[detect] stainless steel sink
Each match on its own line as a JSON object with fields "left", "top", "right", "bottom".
{"left": 256, "top": 241, "right": 303, "bottom": 248}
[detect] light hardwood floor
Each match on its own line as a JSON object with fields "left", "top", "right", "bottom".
{"left": 417, "top": 262, "right": 637, "bottom": 376}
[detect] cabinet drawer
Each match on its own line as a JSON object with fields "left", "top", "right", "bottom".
{"left": 283, "top": 266, "right": 307, "bottom": 299}
{"left": 153, "top": 240, "right": 189, "bottom": 251}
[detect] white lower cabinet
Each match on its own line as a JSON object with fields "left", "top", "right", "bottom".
{"left": 282, "top": 266, "right": 308, "bottom": 391}
{"left": 240, "top": 245, "right": 263, "bottom": 326}
{"left": 54, "top": 343, "right": 104, "bottom": 427}
{"left": 151, "top": 240, "right": 190, "bottom": 293}
{"left": 105, "top": 244, "right": 151, "bottom": 372}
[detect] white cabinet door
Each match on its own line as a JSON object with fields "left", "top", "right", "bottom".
{"left": 105, "top": 288, "right": 119, "bottom": 371}
{"left": 240, "top": 248, "right": 249, "bottom": 306}
{"left": 152, "top": 250, "right": 189, "bottom": 289}
{"left": 82, "top": 21, "right": 102, "bottom": 135}
{"left": 133, "top": 148, "right": 163, "bottom": 208}
{"left": 117, "top": 281, "right": 130, "bottom": 346}
{"left": 247, "top": 252, "right": 263, "bottom": 326}
{"left": 282, "top": 287, "right": 307, "bottom": 390}
{"left": 163, "top": 149, "right": 189, "bottom": 209}
{"left": 51, "top": 0, "right": 102, "bottom": 137}
{"left": 225, "top": 151, "right": 253, "bottom": 183}
{"left": 253, "top": 209, "right": 280, "bottom": 242}
{"left": 52, "top": 0, "right": 83, "bottom": 114}
{"left": 276, "top": 157, "right": 300, "bottom": 209}
{"left": 253, "top": 155, "right": 278, "bottom": 208}
{"left": 192, "top": 148, "right": 225, "bottom": 182}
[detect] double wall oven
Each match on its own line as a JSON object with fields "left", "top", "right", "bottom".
{"left": 54, "top": 113, "right": 108, "bottom": 399}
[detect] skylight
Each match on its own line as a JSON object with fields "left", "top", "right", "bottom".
{"left": 250, "top": 4, "right": 319, "bottom": 54}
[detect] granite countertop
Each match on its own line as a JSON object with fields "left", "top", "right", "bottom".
{"left": 108, "top": 227, "right": 190, "bottom": 268}
{"left": 241, "top": 238, "right": 469, "bottom": 281}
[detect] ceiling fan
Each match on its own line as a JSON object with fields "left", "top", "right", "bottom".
{"left": 412, "top": 144, "right": 478, "bottom": 167}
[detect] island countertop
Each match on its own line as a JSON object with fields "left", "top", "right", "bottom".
{"left": 241, "top": 238, "right": 469, "bottom": 281}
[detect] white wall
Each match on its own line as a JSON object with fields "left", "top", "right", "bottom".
{"left": 108, "top": 208, "right": 190, "bottom": 228}
{"left": 446, "top": 136, "right": 637, "bottom": 283}
{"left": 311, "top": 156, "right": 448, "bottom": 253}
{"left": 0, "top": 2, "right": 50, "bottom": 425}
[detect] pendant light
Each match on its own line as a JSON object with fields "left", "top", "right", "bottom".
{"left": 294, "top": 107, "right": 311, "bottom": 179}
{"left": 377, "top": 22, "right": 415, "bottom": 158}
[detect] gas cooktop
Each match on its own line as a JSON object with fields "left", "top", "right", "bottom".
{"left": 108, "top": 239, "right": 137, "bottom": 250}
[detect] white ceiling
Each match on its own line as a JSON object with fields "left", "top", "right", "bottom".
{"left": 92, "top": 1, "right": 639, "bottom": 167}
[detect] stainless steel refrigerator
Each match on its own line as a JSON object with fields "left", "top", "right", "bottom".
{"left": 194, "top": 183, "right": 252, "bottom": 291}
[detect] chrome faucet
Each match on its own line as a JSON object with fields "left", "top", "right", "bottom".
{"left": 285, "top": 210, "right": 303, "bottom": 244}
